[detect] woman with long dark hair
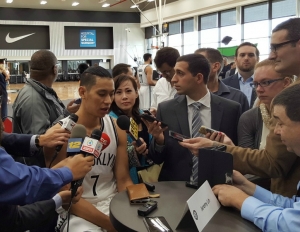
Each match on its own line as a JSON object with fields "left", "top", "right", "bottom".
{"left": 109, "top": 74, "right": 153, "bottom": 183}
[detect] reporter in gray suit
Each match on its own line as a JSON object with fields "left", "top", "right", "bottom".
{"left": 147, "top": 54, "right": 241, "bottom": 181}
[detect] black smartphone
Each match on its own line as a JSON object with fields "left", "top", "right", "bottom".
{"left": 138, "top": 200, "right": 158, "bottom": 217}
{"left": 143, "top": 110, "right": 152, "bottom": 115}
{"left": 131, "top": 198, "right": 152, "bottom": 205}
{"left": 169, "top": 130, "right": 190, "bottom": 142}
{"left": 143, "top": 216, "right": 173, "bottom": 232}
{"left": 140, "top": 114, "right": 168, "bottom": 128}
{"left": 74, "top": 98, "right": 82, "bottom": 104}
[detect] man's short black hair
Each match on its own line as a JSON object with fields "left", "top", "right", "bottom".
{"left": 176, "top": 54, "right": 210, "bottom": 84}
{"left": 154, "top": 47, "right": 180, "bottom": 69}
{"left": 30, "top": 50, "right": 57, "bottom": 80}
{"left": 78, "top": 63, "right": 89, "bottom": 74}
{"left": 80, "top": 66, "right": 112, "bottom": 90}
{"left": 195, "top": 48, "right": 224, "bottom": 75}
{"left": 112, "top": 63, "right": 131, "bottom": 77}
{"left": 273, "top": 18, "right": 300, "bottom": 41}
{"left": 272, "top": 83, "right": 300, "bottom": 122}
{"left": 143, "top": 53, "right": 152, "bottom": 62}
{"left": 235, "top": 42, "right": 260, "bottom": 57}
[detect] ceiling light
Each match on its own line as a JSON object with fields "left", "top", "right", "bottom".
{"left": 40, "top": 1, "right": 47, "bottom": 4}
{"left": 130, "top": 4, "right": 138, "bottom": 8}
{"left": 147, "top": 0, "right": 155, "bottom": 2}
{"left": 102, "top": 3, "right": 110, "bottom": 7}
{"left": 72, "top": 2, "right": 79, "bottom": 6}
{"left": 6, "top": 0, "right": 13, "bottom": 3}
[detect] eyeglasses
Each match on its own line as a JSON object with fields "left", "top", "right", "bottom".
{"left": 270, "top": 38, "right": 300, "bottom": 52}
{"left": 250, "top": 78, "right": 285, "bottom": 89}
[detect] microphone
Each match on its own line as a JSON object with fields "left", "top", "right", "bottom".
{"left": 81, "top": 129, "right": 103, "bottom": 158}
{"left": 116, "top": 115, "right": 142, "bottom": 146}
{"left": 66, "top": 124, "right": 86, "bottom": 157}
{"left": 70, "top": 129, "right": 103, "bottom": 198}
{"left": 56, "top": 113, "right": 79, "bottom": 152}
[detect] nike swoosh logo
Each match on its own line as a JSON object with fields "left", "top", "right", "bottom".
{"left": 5, "top": 32, "right": 35, "bottom": 43}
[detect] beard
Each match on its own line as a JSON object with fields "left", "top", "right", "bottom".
{"left": 238, "top": 66, "right": 254, "bottom": 73}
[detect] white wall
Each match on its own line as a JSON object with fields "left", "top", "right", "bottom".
{"left": 0, "top": 20, "right": 144, "bottom": 66}
{"left": 141, "top": 0, "right": 265, "bottom": 27}
{"left": 125, "top": 25, "right": 145, "bottom": 68}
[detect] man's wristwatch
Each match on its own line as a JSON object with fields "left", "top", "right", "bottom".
{"left": 35, "top": 135, "right": 42, "bottom": 148}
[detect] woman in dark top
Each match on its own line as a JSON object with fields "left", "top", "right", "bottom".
{"left": 109, "top": 74, "right": 152, "bottom": 183}
{"left": 238, "top": 59, "right": 293, "bottom": 149}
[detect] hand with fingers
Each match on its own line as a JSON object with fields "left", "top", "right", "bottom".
{"left": 205, "top": 131, "right": 235, "bottom": 146}
{"left": 141, "top": 118, "right": 167, "bottom": 145}
{"left": 39, "top": 127, "right": 71, "bottom": 148}
{"left": 179, "top": 137, "right": 214, "bottom": 155}
{"left": 132, "top": 137, "right": 148, "bottom": 156}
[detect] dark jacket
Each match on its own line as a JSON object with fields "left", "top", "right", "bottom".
{"left": 238, "top": 107, "right": 263, "bottom": 149}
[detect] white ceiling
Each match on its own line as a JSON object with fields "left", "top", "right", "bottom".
{"left": 0, "top": 0, "right": 178, "bottom": 12}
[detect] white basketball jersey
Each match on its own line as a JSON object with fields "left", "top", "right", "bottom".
{"left": 81, "top": 115, "right": 118, "bottom": 203}
{"left": 138, "top": 64, "right": 150, "bottom": 86}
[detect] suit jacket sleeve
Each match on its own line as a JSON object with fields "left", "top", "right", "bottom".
{"left": 237, "top": 108, "right": 258, "bottom": 149}
{"left": 0, "top": 148, "right": 72, "bottom": 205}
{"left": 1, "top": 200, "right": 57, "bottom": 232}
{"left": 1, "top": 132, "right": 33, "bottom": 157}
{"left": 226, "top": 118, "right": 297, "bottom": 178}
{"left": 148, "top": 103, "right": 167, "bottom": 164}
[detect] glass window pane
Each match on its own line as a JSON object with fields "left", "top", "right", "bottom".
{"left": 220, "top": 25, "right": 241, "bottom": 47}
{"left": 272, "top": 16, "right": 296, "bottom": 30}
{"left": 169, "top": 21, "right": 181, "bottom": 35}
{"left": 272, "top": 0, "right": 296, "bottom": 19}
{"left": 183, "top": 31, "right": 198, "bottom": 54}
{"left": 244, "top": 20, "right": 269, "bottom": 39}
{"left": 244, "top": 2, "right": 268, "bottom": 23}
{"left": 201, "top": 28, "right": 219, "bottom": 44}
{"left": 200, "top": 42, "right": 219, "bottom": 49}
{"left": 244, "top": 37, "right": 270, "bottom": 57}
{"left": 183, "top": 18, "right": 194, "bottom": 33}
{"left": 221, "top": 9, "right": 236, "bottom": 27}
{"left": 169, "top": 34, "right": 182, "bottom": 47}
{"left": 201, "top": 13, "right": 218, "bottom": 30}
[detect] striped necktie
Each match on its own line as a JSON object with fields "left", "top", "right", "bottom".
{"left": 191, "top": 102, "right": 202, "bottom": 184}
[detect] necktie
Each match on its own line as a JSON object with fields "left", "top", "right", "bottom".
{"left": 191, "top": 102, "right": 202, "bottom": 184}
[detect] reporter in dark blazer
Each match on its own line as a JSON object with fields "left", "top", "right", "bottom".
{"left": 222, "top": 73, "right": 256, "bottom": 107}
{"left": 147, "top": 54, "right": 241, "bottom": 181}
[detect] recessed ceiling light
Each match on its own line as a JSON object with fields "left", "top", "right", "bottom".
{"left": 130, "top": 4, "right": 138, "bottom": 8}
{"left": 72, "top": 2, "right": 79, "bottom": 6}
{"left": 40, "top": 1, "right": 47, "bottom": 4}
{"left": 102, "top": 3, "right": 110, "bottom": 7}
{"left": 147, "top": 0, "right": 155, "bottom": 2}
{"left": 6, "top": 0, "right": 13, "bottom": 3}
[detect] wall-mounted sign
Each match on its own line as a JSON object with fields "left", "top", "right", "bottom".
{"left": 0, "top": 25, "right": 50, "bottom": 50}
{"left": 80, "top": 30, "right": 96, "bottom": 48}
{"left": 65, "top": 26, "right": 113, "bottom": 50}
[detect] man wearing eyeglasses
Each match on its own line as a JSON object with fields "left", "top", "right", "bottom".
{"left": 150, "top": 47, "right": 180, "bottom": 116}
{"left": 179, "top": 18, "right": 300, "bottom": 198}
{"left": 223, "top": 42, "right": 259, "bottom": 107}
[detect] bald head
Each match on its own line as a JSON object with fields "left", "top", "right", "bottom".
{"left": 30, "top": 50, "right": 57, "bottom": 81}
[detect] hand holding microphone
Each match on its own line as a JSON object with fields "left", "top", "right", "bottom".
{"left": 56, "top": 113, "right": 79, "bottom": 152}
{"left": 117, "top": 115, "right": 143, "bottom": 146}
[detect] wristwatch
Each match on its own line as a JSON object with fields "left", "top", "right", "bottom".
{"left": 35, "top": 135, "right": 42, "bottom": 148}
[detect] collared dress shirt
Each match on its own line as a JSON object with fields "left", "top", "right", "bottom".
{"left": 151, "top": 77, "right": 176, "bottom": 110}
{"left": 238, "top": 73, "right": 253, "bottom": 106}
{"left": 241, "top": 182, "right": 300, "bottom": 231}
{"left": 186, "top": 91, "right": 211, "bottom": 138}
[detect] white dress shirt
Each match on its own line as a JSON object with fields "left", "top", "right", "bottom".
{"left": 186, "top": 91, "right": 211, "bottom": 138}
{"left": 150, "top": 78, "right": 176, "bottom": 110}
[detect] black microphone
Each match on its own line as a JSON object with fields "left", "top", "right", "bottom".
{"left": 56, "top": 113, "right": 79, "bottom": 152}
{"left": 116, "top": 115, "right": 142, "bottom": 146}
{"left": 80, "top": 129, "right": 103, "bottom": 158}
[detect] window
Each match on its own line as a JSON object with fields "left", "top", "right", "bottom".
{"left": 272, "top": 0, "right": 296, "bottom": 19}
{"left": 200, "top": 13, "right": 218, "bottom": 30}
{"left": 243, "top": 2, "right": 268, "bottom": 23}
{"left": 221, "top": 9, "right": 236, "bottom": 27}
